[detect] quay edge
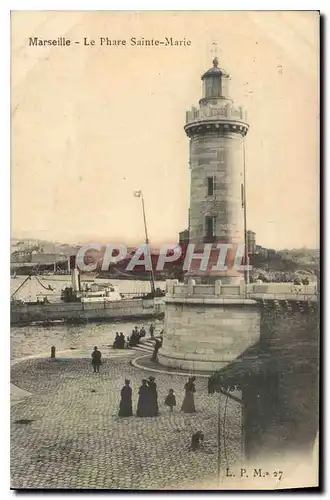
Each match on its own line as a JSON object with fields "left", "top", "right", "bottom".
{"left": 11, "top": 298, "right": 165, "bottom": 326}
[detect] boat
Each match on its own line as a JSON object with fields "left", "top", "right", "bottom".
{"left": 11, "top": 191, "right": 165, "bottom": 325}
{"left": 41, "top": 273, "right": 96, "bottom": 282}
{"left": 80, "top": 284, "right": 122, "bottom": 303}
{"left": 10, "top": 191, "right": 165, "bottom": 325}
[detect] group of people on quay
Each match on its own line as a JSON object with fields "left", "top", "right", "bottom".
{"left": 113, "top": 324, "right": 157, "bottom": 349}
{"left": 118, "top": 376, "right": 197, "bottom": 417}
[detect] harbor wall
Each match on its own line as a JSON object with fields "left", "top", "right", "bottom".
{"left": 243, "top": 304, "right": 319, "bottom": 461}
{"left": 11, "top": 298, "right": 165, "bottom": 325}
{"left": 158, "top": 280, "right": 318, "bottom": 373}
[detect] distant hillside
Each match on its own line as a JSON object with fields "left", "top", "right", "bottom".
{"left": 11, "top": 238, "right": 319, "bottom": 282}
{"left": 11, "top": 238, "right": 80, "bottom": 258}
{"left": 250, "top": 247, "right": 319, "bottom": 282}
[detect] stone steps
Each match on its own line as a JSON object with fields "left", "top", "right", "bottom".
{"left": 131, "top": 336, "right": 161, "bottom": 354}
{"left": 132, "top": 344, "right": 154, "bottom": 354}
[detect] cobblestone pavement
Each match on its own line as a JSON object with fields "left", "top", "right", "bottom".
{"left": 11, "top": 354, "right": 243, "bottom": 490}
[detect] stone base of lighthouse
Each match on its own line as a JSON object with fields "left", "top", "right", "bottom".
{"left": 158, "top": 280, "right": 261, "bottom": 373}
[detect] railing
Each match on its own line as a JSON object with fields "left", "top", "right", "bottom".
{"left": 166, "top": 280, "right": 318, "bottom": 302}
{"left": 186, "top": 104, "right": 247, "bottom": 124}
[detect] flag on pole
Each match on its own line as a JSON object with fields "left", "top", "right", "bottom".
{"left": 134, "top": 190, "right": 142, "bottom": 197}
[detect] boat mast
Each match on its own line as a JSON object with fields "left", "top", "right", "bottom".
{"left": 11, "top": 275, "right": 31, "bottom": 299}
{"left": 136, "top": 191, "right": 156, "bottom": 295}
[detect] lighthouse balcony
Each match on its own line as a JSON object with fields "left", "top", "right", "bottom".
{"left": 186, "top": 103, "right": 248, "bottom": 125}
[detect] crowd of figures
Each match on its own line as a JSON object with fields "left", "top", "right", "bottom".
{"left": 112, "top": 324, "right": 160, "bottom": 349}
{"left": 90, "top": 349, "right": 205, "bottom": 451}
{"left": 91, "top": 348, "right": 196, "bottom": 414}
{"left": 90, "top": 325, "right": 164, "bottom": 374}
{"left": 118, "top": 376, "right": 197, "bottom": 417}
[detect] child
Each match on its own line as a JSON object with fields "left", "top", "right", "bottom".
{"left": 164, "top": 389, "right": 176, "bottom": 412}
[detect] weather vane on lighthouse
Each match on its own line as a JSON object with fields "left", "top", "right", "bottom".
{"left": 211, "top": 41, "right": 220, "bottom": 65}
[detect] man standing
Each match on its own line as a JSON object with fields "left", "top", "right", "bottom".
{"left": 152, "top": 338, "right": 162, "bottom": 361}
{"left": 91, "top": 346, "right": 102, "bottom": 373}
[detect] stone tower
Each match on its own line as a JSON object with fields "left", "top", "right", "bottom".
{"left": 184, "top": 57, "right": 249, "bottom": 283}
{"left": 157, "top": 59, "right": 260, "bottom": 373}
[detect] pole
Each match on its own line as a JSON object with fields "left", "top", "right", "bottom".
{"left": 141, "top": 193, "right": 156, "bottom": 295}
{"left": 11, "top": 275, "right": 31, "bottom": 299}
{"left": 217, "top": 392, "right": 221, "bottom": 487}
{"left": 243, "top": 137, "right": 250, "bottom": 285}
{"left": 141, "top": 195, "right": 149, "bottom": 245}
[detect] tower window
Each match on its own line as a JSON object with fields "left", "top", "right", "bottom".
{"left": 205, "top": 216, "right": 216, "bottom": 238}
{"left": 207, "top": 176, "right": 215, "bottom": 196}
{"left": 218, "top": 148, "right": 225, "bottom": 162}
{"left": 204, "top": 75, "right": 221, "bottom": 98}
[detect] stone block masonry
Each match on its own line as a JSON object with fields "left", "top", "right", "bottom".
{"left": 158, "top": 301, "right": 260, "bottom": 372}
{"left": 189, "top": 134, "right": 245, "bottom": 244}
{"left": 158, "top": 280, "right": 318, "bottom": 373}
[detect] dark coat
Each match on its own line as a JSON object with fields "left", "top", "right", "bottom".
{"left": 136, "top": 385, "right": 152, "bottom": 417}
{"left": 148, "top": 380, "right": 159, "bottom": 416}
{"left": 181, "top": 381, "right": 196, "bottom": 413}
{"left": 118, "top": 386, "right": 133, "bottom": 417}
{"left": 91, "top": 350, "right": 101, "bottom": 365}
{"left": 165, "top": 393, "right": 176, "bottom": 407}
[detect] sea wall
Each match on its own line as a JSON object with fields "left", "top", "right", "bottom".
{"left": 243, "top": 304, "right": 319, "bottom": 460}
{"left": 11, "top": 298, "right": 165, "bottom": 325}
{"left": 158, "top": 280, "right": 318, "bottom": 373}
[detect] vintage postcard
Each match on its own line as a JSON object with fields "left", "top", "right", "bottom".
{"left": 11, "top": 11, "right": 320, "bottom": 491}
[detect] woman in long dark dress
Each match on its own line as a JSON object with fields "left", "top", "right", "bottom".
{"left": 136, "top": 379, "right": 152, "bottom": 417}
{"left": 181, "top": 377, "right": 196, "bottom": 413}
{"left": 148, "top": 376, "right": 159, "bottom": 416}
{"left": 118, "top": 379, "right": 133, "bottom": 417}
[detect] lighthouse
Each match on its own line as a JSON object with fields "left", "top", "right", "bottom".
{"left": 184, "top": 57, "right": 249, "bottom": 283}
{"left": 158, "top": 59, "right": 260, "bottom": 372}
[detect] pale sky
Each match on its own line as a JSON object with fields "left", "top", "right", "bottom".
{"left": 11, "top": 11, "right": 319, "bottom": 249}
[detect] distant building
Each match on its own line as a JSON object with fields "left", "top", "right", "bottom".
{"left": 255, "top": 245, "right": 268, "bottom": 258}
{"left": 254, "top": 245, "right": 277, "bottom": 259}
{"left": 11, "top": 250, "right": 28, "bottom": 262}
{"left": 30, "top": 253, "right": 68, "bottom": 265}
{"left": 247, "top": 230, "right": 256, "bottom": 255}
{"left": 179, "top": 229, "right": 189, "bottom": 245}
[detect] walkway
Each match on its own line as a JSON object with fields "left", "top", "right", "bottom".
{"left": 11, "top": 348, "right": 243, "bottom": 490}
